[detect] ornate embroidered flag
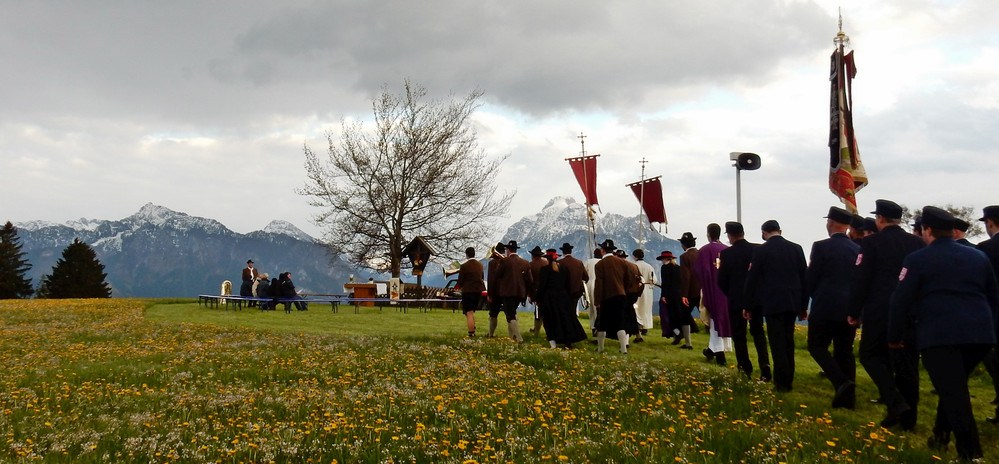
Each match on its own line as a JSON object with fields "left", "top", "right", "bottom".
{"left": 829, "top": 48, "right": 868, "bottom": 213}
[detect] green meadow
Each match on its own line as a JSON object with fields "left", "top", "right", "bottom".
{"left": 1, "top": 298, "right": 996, "bottom": 463}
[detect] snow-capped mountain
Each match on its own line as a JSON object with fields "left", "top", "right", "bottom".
{"left": 12, "top": 198, "right": 687, "bottom": 297}
{"left": 14, "top": 204, "right": 355, "bottom": 298}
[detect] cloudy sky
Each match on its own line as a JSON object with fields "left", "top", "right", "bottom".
{"left": 3, "top": 0, "right": 997, "bottom": 257}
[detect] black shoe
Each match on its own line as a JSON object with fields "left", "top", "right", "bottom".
{"left": 832, "top": 380, "right": 856, "bottom": 409}
{"left": 869, "top": 397, "right": 885, "bottom": 404}
{"left": 899, "top": 409, "right": 916, "bottom": 431}
{"left": 991, "top": 396, "right": 998, "bottom": 405}
{"left": 880, "top": 402, "right": 911, "bottom": 428}
{"left": 641, "top": 329, "right": 648, "bottom": 336}
{"left": 634, "top": 336, "right": 645, "bottom": 343}
{"left": 702, "top": 348, "right": 715, "bottom": 361}
{"left": 986, "top": 416, "right": 999, "bottom": 424}
{"left": 715, "top": 353, "right": 727, "bottom": 366}
{"left": 760, "top": 367, "right": 772, "bottom": 382}
{"left": 680, "top": 345, "right": 693, "bottom": 350}
{"left": 671, "top": 335, "right": 682, "bottom": 345}
{"left": 817, "top": 370, "right": 827, "bottom": 378}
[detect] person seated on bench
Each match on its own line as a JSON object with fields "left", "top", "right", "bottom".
{"left": 280, "top": 272, "right": 308, "bottom": 311}
{"left": 255, "top": 273, "right": 272, "bottom": 310}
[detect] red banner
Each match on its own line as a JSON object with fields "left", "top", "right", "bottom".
{"left": 828, "top": 49, "right": 868, "bottom": 213}
{"left": 628, "top": 177, "right": 667, "bottom": 225}
{"left": 568, "top": 155, "right": 599, "bottom": 206}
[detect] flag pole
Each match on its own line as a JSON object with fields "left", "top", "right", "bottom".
{"left": 637, "top": 157, "right": 647, "bottom": 251}
{"left": 578, "top": 133, "right": 596, "bottom": 253}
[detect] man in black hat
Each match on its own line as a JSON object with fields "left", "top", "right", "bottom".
{"left": 954, "top": 218, "right": 974, "bottom": 247}
{"left": 241, "top": 259, "right": 259, "bottom": 306}
{"left": 976, "top": 205, "right": 999, "bottom": 424}
{"left": 744, "top": 220, "right": 807, "bottom": 392}
{"left": 889, "top": 206, "right": 998, "bottom": 461}
{"left": 718, "top": 221, "right": 770, "bottom": 380}
{"left": 486, "top": 242, "right": 506, "bottom": 336}
{"left": 493, "top": 240, "right": 532, "bottom": 342}
{"left": 528, "top": 246, "right": 548, "bottom": 335}
{"left": 557, "top": 243, "right": 588, "bottom": 316}
{"left": 593, "top": 239, "right": 642, "bottom": 353}
{"left": 849, "top": 215, "right": 866, "bottom": 244}
{"left": 678, "top": 232, "right": 701, "bottom": 334}
{"left": 806, "top": 207, "right": 861, "bottom": 408}
{"left": 849, "top": 199, "right": 925, "bottom": 429}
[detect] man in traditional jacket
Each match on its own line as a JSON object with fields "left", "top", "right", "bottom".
{"left": 528, "top": 246, "right": 548, "bottom": 335}
{"left": 557, "top": 243, "right": 588, "bottom": 315}
{"left": 493, "top": 240, "right": 533, "bottom": 342}
{"left": 457, "top": 246, "right": 486, "bottom": 338}
{"left": 485, "top": 242, "right": 506, "bottom": 337}
{"left": 593, "top": 239, "right": 642, "bottom": 354}
{"left": 694, "top": 223, "right": 731, "bottom": 366}
{"left": 679, "top": 232, "right": 701, "bottom": 335}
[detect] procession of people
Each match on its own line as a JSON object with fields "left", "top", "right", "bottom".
{"left": 446, "top": 201, "right": 998, "bottom": 462}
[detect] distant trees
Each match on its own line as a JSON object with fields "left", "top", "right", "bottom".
{"left": 902, "top": 204, "right": 985, "bottom": 238}
{"left": 300, "top": 80, "right": 513, "bottom": 278}
{"left": 37, "top": 239, "right": 112, "bottom": 298}
{"left": 0, "top": 221, "right": 35, "bottom": 299}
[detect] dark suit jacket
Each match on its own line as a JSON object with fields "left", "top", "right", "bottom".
{"left": 889, "top": 238, "right": 998, "bottom": 349}
{"left": 496, "top": 254, "right": 533, "bottom": 299}
{"left": 594, "top": 255, "right": 641, "bottom": 304}
{"left": 679, "top": 248, "right": 701, "bottom": 301}
{"left": 558, "top": 254, "right": 588, "bottom": 297}
{"left": 976, "top": 234, "right": 999, "bottom": 278}
{"left": 457, "top": 259, "right": 486, "bottom": 294}
{"left": 848, "top": 225, "right": 925, "bottom": 321}
{"left": 745, "top": 234, "right": 808, "bottom": 316}
{"left": 717, "top": 238, "right": 758, "bottom": 313}
{"left": 806, "top": 233, "right": 860, "bottom": 322}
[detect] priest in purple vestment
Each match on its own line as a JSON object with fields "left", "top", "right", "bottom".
{"left": 694, "top": 223, "right": 733, "bottom": 366}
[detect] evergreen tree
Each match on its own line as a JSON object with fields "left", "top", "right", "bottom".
{"left": 0, "top": 221, "right": 35, "bottom": 299}
{"left": 38, "top": 238, "right": 112, "bottom": 298}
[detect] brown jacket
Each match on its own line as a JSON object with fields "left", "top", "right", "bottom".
{"left": 456, "top": 259, "right": 486, "bottom": 294}
{"left": 496, "top": 253, "right": 533, "bottom": 299}
{"left": 241, "top": 267, "right": 258, "bottom": 283}
{"left": 679, "top": 248, "right": 701, "bottom": 300}
{"left": 594, "top": 255, "right": 642, "bottom": 304}
{"left": 529, "top": 256, "right": 547, "bottom": 299}
{"left": 487, "top": 257, "right": 502, "bottom": 298}
{"left": 558, "top": 254, "right": 588, "bottom": 297}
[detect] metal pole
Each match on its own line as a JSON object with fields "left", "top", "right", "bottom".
{"left": 736, "top": 167, "right": 742, "bottom": 223}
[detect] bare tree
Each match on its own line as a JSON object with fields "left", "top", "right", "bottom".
{"left": 299, "top": 81, "right": 513, "bottom": 278}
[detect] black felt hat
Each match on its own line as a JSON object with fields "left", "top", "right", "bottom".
{"left": 529, "top": 246, "right": 544, "bottom": 257}
{"left": 558, "top": 242, "right": 574, "bottom": 253}
{"left": 955, "top": 218, "right": 970, "bottom": 233}
{"left": 505, "top": 240, "right": 520, "bottom": 250}
{"left": 825, "top": 206, "right": 853, "bottom": 225}
{"left": 921, "top": 206, "right": 956, "bottom": 230}
{"left": 979, "top": 206, "right": 999, "bottom": 222}
{"left": 871, "top": 199, "right": 903, "bottom": 220}
{"left": 724, "top": 222, "right": 744, "bottom": 235}
{"left": 761, "top": 220, "right": 781, "bottom": 232}
{"left": 598, "top": 239, "right": 617, "bottom": 251}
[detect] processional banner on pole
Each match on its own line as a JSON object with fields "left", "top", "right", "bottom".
{"left": 627, "top": 177, "right": 667, "bottom": 226}
{"left": 567, "top": 155, "right": 599, "bottom": 206}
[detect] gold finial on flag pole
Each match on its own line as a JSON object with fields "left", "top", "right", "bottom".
{"left": 834, "top": 7, "right": 850, "bottom": 49}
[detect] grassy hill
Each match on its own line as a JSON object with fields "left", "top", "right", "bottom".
{"left": 0, "top": 298, "right": 995, "bottom": 463}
